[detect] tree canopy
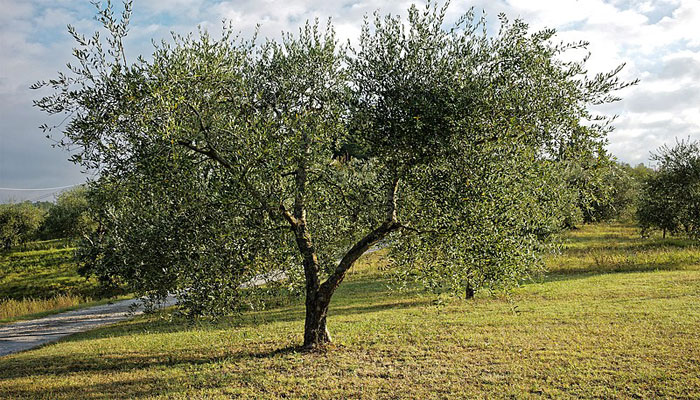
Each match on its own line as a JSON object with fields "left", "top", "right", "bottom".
{"left": 0, "top": 203, "right": 45, "bottom": 250}
{"left": 638, "top": 139, "right": 700, "bottom": 238}
{"left": 34, "top": 0, "right": 633, "bottom": 348}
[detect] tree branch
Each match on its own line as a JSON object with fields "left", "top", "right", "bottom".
{"left": 176, "top": 139, "right": 298, "bottom": 227}
{"left": 319, "top": 175, "right": 402, "bottom": 298}
{"left": 319, "top": 219, "right": 401, "bottom": 298}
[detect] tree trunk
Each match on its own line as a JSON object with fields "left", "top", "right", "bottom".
{"left": 297, "top": 176, "right": 402, "bottom": 349}
{"left": 303, "top": 291, "right": 331, "bottom": 349}
{"left": 465, "top": 283, "right": 475, "bottom": 299}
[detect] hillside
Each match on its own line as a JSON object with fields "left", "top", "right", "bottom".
{"left": 0, "top": 240, "right": 121, "bottom": 322}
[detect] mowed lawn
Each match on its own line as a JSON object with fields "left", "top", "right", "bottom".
{"left": 0, "top": 224, "right": 698, "bottom": 399}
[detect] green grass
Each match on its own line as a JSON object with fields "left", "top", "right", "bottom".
{"left": 0, "top": 223, "right": 698, "bottom": 399}
{"left": 548, "top": 223, "right": 700, "bottom": 276}
{"left": 9, "top": 239, "right": 75, "bottom": 253}
{"left": 0, "top": 241, "right": 123, "bottom": 321}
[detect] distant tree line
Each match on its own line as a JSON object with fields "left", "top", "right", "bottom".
{"left": 0, "top": 187, "right": 93, "bottom": 250}
{"left": 566, "top": 153, "right": 653, "bottom": 226}
{"left": 561, "top": 138, "right": 700, "bottom": 240}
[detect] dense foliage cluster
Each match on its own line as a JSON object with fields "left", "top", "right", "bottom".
{"left": 34, "top": 1, "right": 633, "bottom": 347}
{"left": 0, "top": 204, "right": 45, "bottom": 250}
{"left": 638, "top": 139, "right": 700, "bottom": 238}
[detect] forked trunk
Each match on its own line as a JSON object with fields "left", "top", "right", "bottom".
{"left": 303, "top": 291, "right": 331, "bottom": 349}
{"left": 297, "top": 176, "right": 402, "bottom": 349}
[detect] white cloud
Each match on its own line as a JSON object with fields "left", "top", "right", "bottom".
{"left": 657, "top": 0, "right": 700, "bottom": 46}
{"left": 499, "top": 0, "right": 700, "bottom": 164}
{"left": 1, "top": 0, "right": 700, "bottom": 198}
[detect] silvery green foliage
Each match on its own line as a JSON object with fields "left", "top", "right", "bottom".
{"left": 638, "top": 139, "right": 700, "bottom": 239}
{"left": 35, "top": 1, "right": 633, "bottom": 330}
{"left": 349, "top": 4, "right": 632, "bottom": 294}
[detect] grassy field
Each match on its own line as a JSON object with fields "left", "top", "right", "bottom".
{"left": 0, "top": 223, "right": 698, "bottom": 399}
{"left": 0, "top": 240, "right": 120, "bottom": 322}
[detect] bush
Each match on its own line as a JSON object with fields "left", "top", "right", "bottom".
{"left": 0, "top": 203, "right": 45, "bottom": 250}
{"left": 41, "top": 186, "right": 95, "bottom": 239}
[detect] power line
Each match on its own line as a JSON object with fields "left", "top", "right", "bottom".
{"left": 0, "top": 183, "right": 83, "bottom": 191}
{"left": 29, "top": 191, "right": 63, "bottom": 202}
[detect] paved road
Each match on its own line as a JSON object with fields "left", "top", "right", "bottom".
{"left": 0, "top": 296, "right": 177, "bottom": 357}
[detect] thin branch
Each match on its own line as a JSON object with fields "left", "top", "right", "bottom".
{"left": 308, "top": 169, "right": 354, "bottom": 215}
{"left": 183, "top": 102, "right": 210, "bottom": 138}
{"left": 176, "top": 139, "right": 298, "bottom": 227}
{"left": 319, "top": 175, "right": 402, "bottom": 298}
{"left": 386, "top": 175, "right": 400, "bottom": 222}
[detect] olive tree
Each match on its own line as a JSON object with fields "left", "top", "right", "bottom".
{"left": 638, "top": 139, "right": 700, "bottom": 238}
{"left": 42, "top": 186, "right": 95, "bottom": 239}
{"left": 34, "top": 1, "right": 632, "bottom": 348}
{"left": 562, "top": 148, "right": 637, "bottom": 225}
{"left": 0, "top": 203, "right": 45, "bottom": 250}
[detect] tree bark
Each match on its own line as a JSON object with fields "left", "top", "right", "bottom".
{"left": 303, "top": 290, "right": 332, "bottom": 348}
{"left": 465, "top": 283, "right": 475, "bottom": 299}
{"left": 298, "top": 175, "right": 402, "bottom": 349}
{"left": 293, "top": 222, "right": 329, "bottom": 349}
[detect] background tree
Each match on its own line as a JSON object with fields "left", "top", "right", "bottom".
{"left": 638, "top": 138, "right": 700, "bottom": 238}
{"left": 0, "top": 203, "right": 45, "bottom": 250}
{"left": 613, "top": 162, "right": 653, "bottom": 223}
{"left": 563, "top": 149, "right": 639, "bottom": 225}
{"left": 42, "top": 186, "right": 95, "bottom": 240}
{"left": 34, "top": 1, "right": 632, "bottom": 349}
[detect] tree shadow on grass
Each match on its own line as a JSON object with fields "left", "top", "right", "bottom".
{"left": 0, "top": 342, "right": 302, "bottom": 380}
{"left": 2, "top": 376, "right": 175, "bottom": 400}
{"left": 0, "top": 278, "right": 431, "bottom": 382}
{"left": 0, "top": 345, "right": 308, "bottom": 399}
{"left": 47, "top": 295, "right": 431, "bottom": 348}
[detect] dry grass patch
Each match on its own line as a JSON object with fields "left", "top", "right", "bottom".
{"left": 0, "top": 294, "right": 88, "bottom": 320}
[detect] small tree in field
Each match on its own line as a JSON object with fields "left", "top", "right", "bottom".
{"left": 638, "top": 139, "right": 700, "bottom": 238}
{"left": 0, "top": 203, "right": 45, "bottom": 250}
{"left": 42, "top": 186, "right": 95, "bottom": 239}
{"left": 34, "top": 1, "right": 632, "bottom": 348}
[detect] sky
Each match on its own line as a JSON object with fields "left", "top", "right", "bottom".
{"left": 1, "top": 0, "right": 699, "bottom": 202}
